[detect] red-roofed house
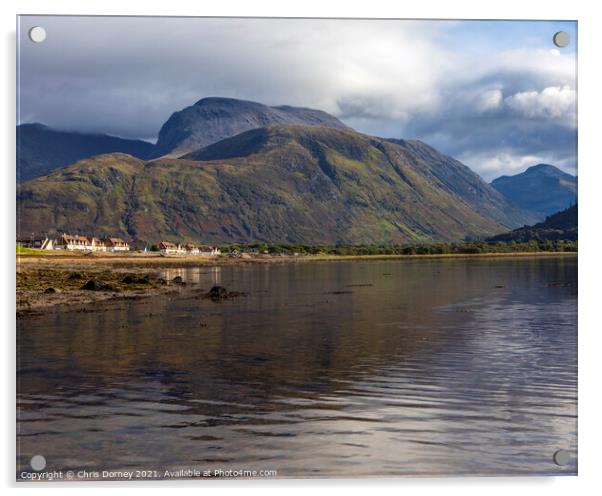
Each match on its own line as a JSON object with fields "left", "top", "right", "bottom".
{"left": 56, "top": 233, "right": 94, "bottom": 251}
{"left": 158, "top": 241, "right": 185, "bottom": 254}
{"left": 103, "top": 237, "right": 130, "bottom": 252}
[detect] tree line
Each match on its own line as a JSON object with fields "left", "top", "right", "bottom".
{"left": 210, "top": 240, "right": 577, "bottom": 256}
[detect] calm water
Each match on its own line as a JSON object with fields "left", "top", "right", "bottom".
{"left": 17, "top": 256, "right": 577, "bottom": 478}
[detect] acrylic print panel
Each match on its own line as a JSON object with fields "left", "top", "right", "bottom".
{"left": 16, "top": 16, "right": 577, "bottom": 480}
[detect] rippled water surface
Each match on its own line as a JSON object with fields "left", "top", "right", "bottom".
{"left": 17, "top": 256, "right": 577, "bottom": 477}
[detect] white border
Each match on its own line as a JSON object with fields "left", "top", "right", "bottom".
{"left": 3, "top": 1, "right": 601, "bottom": 494}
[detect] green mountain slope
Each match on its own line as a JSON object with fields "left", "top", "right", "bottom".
{"left": 17, "top": 125, "right": 533, "bottom": 244}
{"left": 386, "top": 139, "right": 539, "bottom": 228}
{"left": 488, "top": 204, "right": 577, "bottom": 243}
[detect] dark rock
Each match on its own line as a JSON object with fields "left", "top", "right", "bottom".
{"left": 172, "top": 276, "right": 184, "bottom": 284}
{"left": 121, "top": 274, "right": 150, "bottom": 284}
{"left": 204, "top": 285, "right": 247, "bottom": 301}
{"left": 208, "top": 286, "right": 228, "bottom": 300}
{"left": 67, "top": 272, "right": 83, "bottom": 280}
{"left": 44, "top": 287, "right": 57, "bottom": 294}
{"left": 81, "top": 279, "right": 108, "bottom": 291}
{"left": 123, "top": 274, "right": 152, "bottom": 284}
{"left": 157, "top": 278, "right": 167, "bottom": 285}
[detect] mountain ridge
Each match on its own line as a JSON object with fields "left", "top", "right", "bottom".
{"left": 490, "top": 163, "right": 577, "bottom": 218}
{"left": 386, "top": 138, "right": 535, "bottom": 229}
{"left": 17, "top": 123, "right": 155, "bottom": 181}
{"left": 17, "top": 124, "right": 536, "bottom": 245}
{"left": 153, "top": 97, "right": 349, "bottom": 158}
{"left": 17, "top": 97, "right": 570, "bottom": 244}
{"left": 18, "top": 98, "right": 352, "bottom": 180}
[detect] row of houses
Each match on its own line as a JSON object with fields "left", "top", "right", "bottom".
{"left": 18, "top": 234, "right": 130, "bottom": 252}
{"left": 158, "top": 241, "right": 220, "bottom": 256}
{"left": 18, "top": 234, "right": 220, "bottom": 256}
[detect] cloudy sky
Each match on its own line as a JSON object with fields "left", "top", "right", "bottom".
{"left": 17, "top": 16, "right": 577, "bottom": 180}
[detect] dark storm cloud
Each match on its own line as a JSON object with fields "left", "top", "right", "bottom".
{"left": 17, "top": 16, "right": 576, "bottom": 179}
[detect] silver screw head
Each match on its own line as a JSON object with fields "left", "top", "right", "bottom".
{"left": 553, "top": 449, "right": 570, "bottom": 466}
{"left": 28, "top": 26, "right": 47, "bottom": 43}
{"left": 30, "top": 455, "right": 46, "bottom": 471}
{"left": 553, "top": 31, "right": 570, "bottom": 48}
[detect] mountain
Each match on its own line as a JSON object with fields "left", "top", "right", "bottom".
{"left": 16, "top": 98, "right": 348, "bottom": 179}
{"left": 386, "top": 139, "right": 538, "bottom": 229}
{"left": 17, "top": 123, "right": 155, "bottom": 181}
{"left": 487, "top": 204, "right": 577, "bottom": 243}
{"left": 490, "top": 164, "right": 577, "bottom": 218}
{"left": 152, "top": 97, "right": 350, "bottom": 157}
{"left": 17, "top": 125, "right": 535, "bottom": 245}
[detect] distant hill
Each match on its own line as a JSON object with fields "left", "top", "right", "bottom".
{"left": 490, "top": 164, "right": 577, "bottom": 218}
{"left": 17, "top": 125, "right": 534, "bottom": 245}
{"left": 152, "top": 97, "right": 350, "bottom": 157}
{"left": 488, "top": 204, "right": 577, "bottom": 243}
{"left": 17, "top": 123, "right": 155, "bottom": 181}
{"left": 18, "top": 98, "right": 348, "bottom": 180}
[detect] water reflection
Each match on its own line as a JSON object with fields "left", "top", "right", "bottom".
{"left": 164, "top": 266, "right": 223, "bottom": 286}
{"left": 17, "top": 256, "right": 577, "bottom": 477}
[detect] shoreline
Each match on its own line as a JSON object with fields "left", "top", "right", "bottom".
{"left": 16, "top": 251, "right": 576, "bottom": 318}
{"left": 17, "top": 250, "right": 577, "bottom": 269}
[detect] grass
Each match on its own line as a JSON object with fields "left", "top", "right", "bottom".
{"left": 16, "top": 246, "right": 45, "bottom": 255}
{"left": 15, "top": 250, "right": 577, "bottom": 273}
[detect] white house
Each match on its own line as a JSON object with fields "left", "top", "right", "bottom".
{"left": 87, "top": 237, "right": 107, "bottom": 252}
{"left": 103, "top": 237, "right": 130, "bottom": 252}
{"left": 53, "top": 233, "right": 129, "bottom": 252}
{"left": 198, "top": 245, "right": 221, "bottom": 257}
{"left": 55, "top": 234, "right": 94, "bottom": 251}
{"left": 158, "top": 241, "right": 186, "bottom": 254}
{"left": 184, "top": 243, "right": 200, "bottom": 255}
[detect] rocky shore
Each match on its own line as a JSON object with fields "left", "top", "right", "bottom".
{"left": 16, "top": 251, "right": 576, "bottom": 317}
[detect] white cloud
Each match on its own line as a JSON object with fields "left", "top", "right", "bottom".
{"left": 467, "top": 152, "right": 546, "bottom": 176}
{"left": 505, "top": 86, "right": 576, "bottom": 125}
{"left": 475, "top": 89, "right": 503, "bottom": 113}
{"left": 18, "top": 17, "right": 577, "bottom": 178}
{"left": 473, "top": 48, "right": 576, "bottom": 88}
{"left": 458, "top": 149, "right": 577, "bottom": 181}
